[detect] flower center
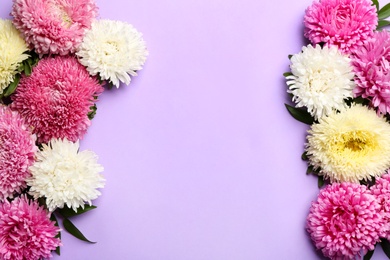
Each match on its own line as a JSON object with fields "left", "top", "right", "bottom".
{"left": 334, "top": 130, "right": 377, "bottom": 154}
{"left": 103, "top": 41, "right": 120, "bottom": 56}
{"left": 48, "top": 2, "right": 73, "bottom": 28}
{"left": 334, "top": 5, "right": 351, "bottom": 29}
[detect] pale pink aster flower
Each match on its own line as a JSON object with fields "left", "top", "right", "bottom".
{"left": 0, "top": 196, "right": 61, "bottom": 260}
{"left": 304, "top": 0, "right": 377, "bottom": 54}
{"left": 11, "top": 0, "right": 98, "bottom": 55}
{"left": 370, "top": 172, "right": 390, "bottom": 240}
{"left": 307, "top": 183, "right": 384, "bottom": 259}
{"left": 11, "top": 56, "right": 103, "bottom": 144}
{"left": 352, "top": 31, "right": 390, "bottom": 114}
{"left": 0, "top": 106, "right": 36, "bottom": 201}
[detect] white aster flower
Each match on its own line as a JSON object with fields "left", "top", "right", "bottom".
{"left": 77, "top": 19, "right": 148, "bottom": 88}
{"left": 27, "top": 139, "right": 105, "bottom": 212}
{"left": 0, "top": 19, "right": 29, "bottom": 93}
{"left": 286, "top": 44, "right": 355, "bottom": 120}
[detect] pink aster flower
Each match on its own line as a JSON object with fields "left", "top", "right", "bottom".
{"left": 0, "top": 106, "right": 36, "bottom": 201}
{"left": 370, "top": 172, "right": 390, "bottom": 240}
{"left": 0, "top": 196, "right": 61, "bottom": 260}
{"left": 11, "top": 56, "right": 103, "bottom": 144}
{"left": 307, "top": 183, "right": 384, "bottom": 259}
{"left": 304, "top": 0, "right": 377, "bottom": 54}
{"left": 11, "top": 0, "right": 98, "bottom": 55}
{"left": 352, "top": 31, "right": 390, "bottom": 114}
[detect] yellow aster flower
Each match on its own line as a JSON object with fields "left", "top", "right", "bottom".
{"left": 306, "top": 104, "right": 390, "bottom": 183}
{"left": 0, "top": 19, "right": 29, "bottom": 94}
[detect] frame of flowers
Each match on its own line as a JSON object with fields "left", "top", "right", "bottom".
{"left": 285, "top": 0, "right": 390, "bottom": 259}
{"left": 0, "top": 0, "right": 148, "bottom": 259}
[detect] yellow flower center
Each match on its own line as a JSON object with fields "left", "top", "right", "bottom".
{"left": 332, "top": 130, "right": 377, "bottom": 157}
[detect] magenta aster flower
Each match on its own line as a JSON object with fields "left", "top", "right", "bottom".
{"left": 352, "top": 31, "right": 390, "bottom": 114}
{"left": 11, "top": 0, "right": 98, "bottom": 55}
{"left": 307, "top": 183, "right": 384, "bottom": 259}
{"left": 0, "top": 106, "right": 36, "bottom": 201}
{"left": 304, "top": 0, "right": 377, "bottom": 54}
{"left": 0, "top": 196, "right": 61, "bottom": 260}
{"left": 370, "top": 172, "right": 390, "bottom": 240}
{"left": 11, "top": 56, "right": 103, "bottom": 144}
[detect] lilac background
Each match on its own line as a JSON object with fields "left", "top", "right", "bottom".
{"left": 1, "top": 0, "right": 388, "bottom": 259}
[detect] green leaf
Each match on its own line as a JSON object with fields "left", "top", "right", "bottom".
{"left": 88, "top": 104, "right": 97, "bottom": 120}
{"left": 381, "top": 239, "right": 390, "bottom": 258}
{"left": 363, "top": 249, "right": 375, "bottom": 260}
{"left": 372, "top": 0, "right": 379, "bottom": 11}
{"left": 306, "top": 166, "right": 314, "bottom": 175}
{"left": 301, "top": 151, "right": 308, "bottom": 161}
{"left": 23, "top": 61, "right": 32, "bottom": 76}
{"left": 58, "top": 204, "right": 97, "bottom": 218}
{"left": 288, "top": 54, "right": 293, "bottom": 59}
{"left": 318, "top": 176, "right": 325, "bottom": 188}
{"left": 285, "top": 103, "right": 315, "bottom": 125}
{"left": 283, "top": 72, "right": 293, "bottom": 77}
{"left": 378, "top": 3, "right": 390, "bottom": 19}
{"left": 63, "top": 218, "right": 96, "bottom": 243}
{"left": 50, "top": 213, "right": 61, "bottom": 256}
{"left": 3, "top": 74, "right": 20, "bottom": 97}
{"left": 377, "top": 19, "right": 390, "bottom": 29}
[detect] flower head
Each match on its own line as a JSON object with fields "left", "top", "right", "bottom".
{"left": 353, "top": 31, "right": 390, "bottom": 114}
{"left": 307, "top": 182, "right": 384, "bottom": 259}
{"left": 287, "top": 44, "right": 355, "bottom": 120}
{"left": 77, "top": 19, "right": 148, "bottom": 87}
{"left": 0, "top": 19, "right": 29, "bottom": 93}
{"left": 27, "top": 139, "right": 105, "bottom": 212}
{"left": 306, "top": 104, "right": 390, "bottom": 183}
{"left": 0, "top": 106, "right": 36, "bottom": 201}
{"left": 0, "top": 196, "right": 61, "bottom": 260}
{"left": 11, "top": 56, "right": 103, "bottom": 144}
{"left": 369, "top": 172, "right": 390, "bottom": 240}
{"left": 11, "top": 0, "right": 98, "bottom": 55}
{"left": 304, "top": 0, "right": 377, "bottom": 54}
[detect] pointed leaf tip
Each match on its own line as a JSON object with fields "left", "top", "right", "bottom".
{"left": 63, "top": 218, "right": 96, "bottom": 244}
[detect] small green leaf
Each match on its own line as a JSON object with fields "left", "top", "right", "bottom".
{"left": 363, "top": 248, "right": 375, "bottom": 260}
{"left": 88, "top": 104, "right": 97, "bottom": 120}
{"left": 285, "top": 103, "right": 315, "bottom": 125}
{"left": 301, "top": 151, "right": 308, "bottom": 161}
{"left": 377, "top": 19, "right": 390, "bottom": 29}
{"left": 288, "top": 54, "right": 293, "bottom": 59}
{"left": 17, "top": 63, "right": 25, "bottom": 73}
{"left": 283, "top": 72, "right": 293, "bottom": 77}
{"left": 318, "top": 176, "right": 325, "bottom": 188}
{"left": 58, "top": 204, "right": 97, "bottom": 218}
{"left": 63, "top": 218, "right": 96, "bottom": 243}
{"left": 3, "top": 74, "right": 20, "bottom": 97}
{"left": 378, "top": 3, "right": 390, "bottom": 19}
{"left": 23, "top": 61, "right": 32, "bottom": 76}
{"left": 306, "top": 166, "right": 314, "bottom": 175}
{"left": 50, "top": 213, "right": 61, "bottom": 256}
{"left": 372, "top": 0, "right": 379, "bottom": 11}
{"left": 381, "top": 239, "right": 390, "bottom": 258}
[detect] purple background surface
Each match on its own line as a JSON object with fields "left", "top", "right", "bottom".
{"left": 1, "top": 0, "right": 389, "bottom": 259}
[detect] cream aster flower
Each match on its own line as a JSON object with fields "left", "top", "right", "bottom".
{"left": 27, "top": 139, "right": 105, "bottom": 212}
{"left": 306, "top": 104, "right": 390, "bottom": 183}
{"left": 287, "top": 44, "right": 355, "bottom": 120}
{"left": 0, "top": 19, "right": 29, "bottom": 94}
{"left": 77, "top": 19, "right": 148, "bottom": 88}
